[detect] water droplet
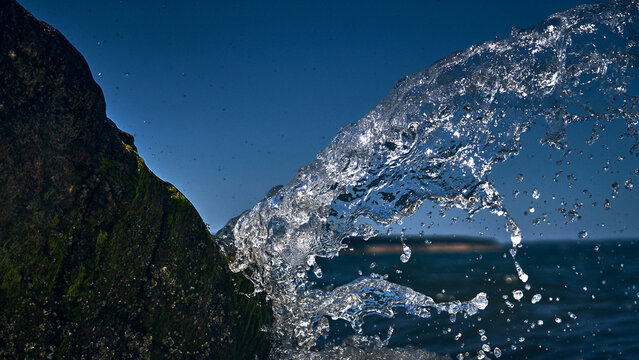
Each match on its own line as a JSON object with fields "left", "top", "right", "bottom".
{"left": 511, "top": 233, "right": 522, "bottom": 246}
{"left": 516, "top": 174, "right": 524, "bottom": 182}
{"left": 400, "top": 243, "right": 412, "bottom": 263}
{"left": 513, "top": 290, "right": 524, "bottom": 301}
{"left": 625, "top": 179, "right": 633, "bottom": 190}
{"left": 578, "top": 230, "right": 588, "bottom": 239}
{"left": 568, "top": 312, "right": 577, "bottom": 319}
{"left": 604, "top": 199, "right": 611, "bottom": 210}
{"left": 611, "top": 182, "right": 619, "bottom": 198}
{"left": 513, "top": 189, "right": 520, "bottom": 198}
{"left": 531, "top": 294, "right": 542, "bottom": 304}
{"left": 532, "top": 188, "right": 540, "bottom": 199}
{"left": 494, "top": 347, "right": 502, "bottom": 358}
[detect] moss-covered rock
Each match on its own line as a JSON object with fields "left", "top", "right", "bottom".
{"left": 0, "top": 0, "right": 270, "bottom": 358}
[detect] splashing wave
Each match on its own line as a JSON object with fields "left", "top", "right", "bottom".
{"left": 217, "top": 1, "right": 639, "bottom": 356}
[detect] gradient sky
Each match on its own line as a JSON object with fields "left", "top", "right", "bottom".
{"left": 18, "top": 0, "right": 638, "bottom": 239}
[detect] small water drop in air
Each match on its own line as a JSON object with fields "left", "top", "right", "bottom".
{"left": 531, "top": 294, "right": 542, "bottom": 304}
{"left": 532, "top": 188, "right": 540, "bottom": 199}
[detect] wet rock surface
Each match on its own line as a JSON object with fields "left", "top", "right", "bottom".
{"left": 0, "top": 0, "right": 270, "bottom": 358}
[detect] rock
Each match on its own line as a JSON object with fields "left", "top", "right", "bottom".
{"left": 0, "top": 0, "right": 270, "bottom": 358}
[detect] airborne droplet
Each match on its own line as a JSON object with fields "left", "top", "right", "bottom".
{"left": 531, "top": 294, "right": 542, "bottom": 304}
{"left": 532, "top": 188, "right": 540, "bottom": 199}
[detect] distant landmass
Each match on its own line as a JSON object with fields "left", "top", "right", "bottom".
{"left": 344, "top": 235, "right": 504, "bottom": 254}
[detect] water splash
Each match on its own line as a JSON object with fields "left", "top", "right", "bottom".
{"left": 217, "top": 0, "right": 639, "bottom": 356}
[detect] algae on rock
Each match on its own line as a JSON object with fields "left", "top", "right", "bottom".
{"left": 0, "top": 0, "right": 270, "bottom": 358}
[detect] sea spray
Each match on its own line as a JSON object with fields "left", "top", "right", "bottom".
{"left": 217, "top": 1, "right": 639, "bottom": 356}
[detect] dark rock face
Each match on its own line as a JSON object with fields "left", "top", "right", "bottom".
{"left": 0, "top": 0, "right": 270, "bottom": 358}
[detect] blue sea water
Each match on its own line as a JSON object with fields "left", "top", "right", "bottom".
{"left": 314, "top": 237, "right": 639, "bottom": 359}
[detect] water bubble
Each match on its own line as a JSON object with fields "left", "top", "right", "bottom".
{"left": 518, "top": 337, "right": 525, "bottom": 343}
{"left": 480, "top": 335, "right": 487, "bottom": 342}
{"left": 538, "top": 320, "right": 544, "bottom": 326}
{"left": 611, "top": 182, "right": 619, "bottom": 198}
{"left": 313, "top": 266, "right": 323, "bottom": 278}
{"left": 513, "top": 290, "right": 523, "bottom": 301}
{"left": 555, "top": 317, "right": 563, "bottom": 323}
{"left": 513, "top": 189, "right": 520, "bottom": 198}
{"left": 494, "top": 347, "right": 502, "bottom": 358}
{"left": 516, "top": 174, "right": 524, "bottom": 182}
{"left": 454, "top": 333, "right": 462, "bottom": 340}
{"left": 528, "top": 206, "right": 535, "bottom": 213}
{"left": 625, "top": 179, "right": 634, "bottom": 190}
{"left": 604, "top": 199, "right": 611, "bottom": 210}
{"left": 369, "top": 262, "right": 376, "bottom": 269}
{"left": 478, "top": 329, "right": 486, "bottom": 336}
{"left": 578, "top": 230, "right": 588, "bottom": 239}
{"left": 525, "top": 283, "right": 531, "bottom": 290}
{"left": 532, "top": 188, "right": 540, "bottom": 199}
{"left": 531, "top": 294, "right": 542, "bottom": 304}
{"left": 482, "top": 344, "right": 491, "bottom": 352}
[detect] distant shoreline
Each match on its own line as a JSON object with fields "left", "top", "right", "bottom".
{"left": 343, "top": 235, "right": 504, "bottom": 254}
{"left": 340, "top": 235, "right": 638, "bottom": 254}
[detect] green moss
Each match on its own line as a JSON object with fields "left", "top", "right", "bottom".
{"left": 66, "top": 265, "right": 86, "bottom": 299}
{"left": 1, "top": 268, "right": 21, "bottom": 298}
{"left": 168, "top": 186, "right": 187, "bottom": 202}
{"left": 43, "top": 187, "right": 56, "bottom": 203}
{"left": 96, "top": 230, "right": 108, "bottom": 246}
{"left": 101, "top": 155, "right": 116, "bottom": 170}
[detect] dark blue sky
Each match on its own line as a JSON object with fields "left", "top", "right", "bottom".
{"left": 19, "top": 0, "right": 638, "bottom": 239}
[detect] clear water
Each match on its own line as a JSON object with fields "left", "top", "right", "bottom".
{"left": 216, "top": 1, "right": 639, "bottom": 358}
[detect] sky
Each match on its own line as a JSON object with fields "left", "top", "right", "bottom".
{"left": 18, "top": 0, "right": 639, "bottom": 239}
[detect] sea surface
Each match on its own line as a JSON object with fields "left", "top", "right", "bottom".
{"left": 313, "top": 237, "right": 639, "bottom": 359}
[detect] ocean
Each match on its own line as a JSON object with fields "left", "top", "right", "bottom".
{"left": 313, "top": 237, "right": 639, "bottom": 359}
